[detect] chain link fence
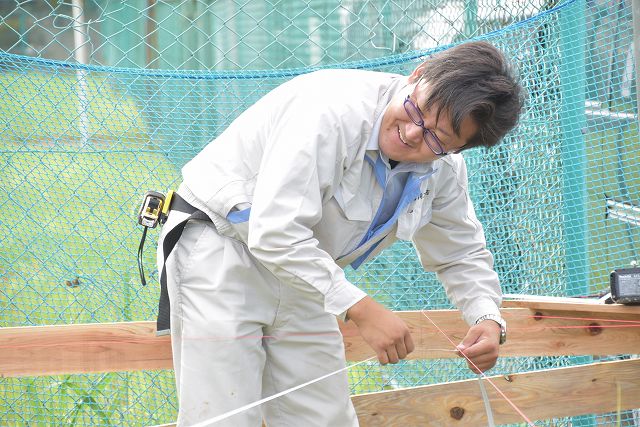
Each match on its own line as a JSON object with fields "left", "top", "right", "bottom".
{"left": 0, "top": 0, "right": 638, "bottom": 425}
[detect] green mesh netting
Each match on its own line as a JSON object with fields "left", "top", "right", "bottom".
{"left": 1, "top": 0, "right": 638, "bottom": 426}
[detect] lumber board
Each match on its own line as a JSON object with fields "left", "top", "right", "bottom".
{"left": 341, "top": 307, "right": 640, "bottom": 361}
{"left": 151, "top": 358, "right": 640, "bottom": 427}
{"left": 1, "top": 304, "right": 639, "bottom": 377}
{"left": 502, "top": 299, "right": 640, "bottom": 315}
{"left": 0, "top": 322, "right": 172, "bottom": 377}
{"left": 353, "top": 358, "right": 640, "bottom": 426}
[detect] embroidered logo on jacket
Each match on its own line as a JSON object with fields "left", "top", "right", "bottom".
{"left": 413, "top": 189, "right": 430, "bottom": 201}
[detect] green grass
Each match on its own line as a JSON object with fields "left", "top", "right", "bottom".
{"left": 1, "top": 71, "right": 181, "bottom": 426}
{"left": 1, "top": 71, "right": 148, "bottom": 142}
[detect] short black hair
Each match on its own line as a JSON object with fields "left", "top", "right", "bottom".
{"left": 417, "top": 41, "right": 524, "bottom": 149}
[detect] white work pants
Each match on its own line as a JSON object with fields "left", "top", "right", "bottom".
{"left": 158, "top": 212, "right": 359, "bottom": 427}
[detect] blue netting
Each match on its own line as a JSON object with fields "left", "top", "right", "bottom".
{"left": 1, "top": 0, "right": 638, "bottom": 425}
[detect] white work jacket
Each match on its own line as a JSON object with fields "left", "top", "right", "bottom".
{"left": 179, "top": 69, "right": 502, "bottom": 325}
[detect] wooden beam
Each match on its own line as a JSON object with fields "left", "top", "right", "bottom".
{"left": 353, "top": 358, "right": 640, "bottom": 426}
{"left": 502, "top": 298, "right": 640, "bottom": 314}
{"left": 0, "top": 322, "right": 172, "bottom": 377}
{"left": 1, "top": 302, "right": 638, "bottom": 377}
{"left": 341, "top": 305, "right": 640, "bottom": 361}
{"left": 152, "top": 358, "right": 640, "bottom": 427}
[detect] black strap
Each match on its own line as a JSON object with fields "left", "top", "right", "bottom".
{"left": 157, "top": 193, "right": 211, "bottom": 335}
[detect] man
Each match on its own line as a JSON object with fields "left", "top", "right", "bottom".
{"left": 157, "top": 40, "right": 523, "bottom": 426}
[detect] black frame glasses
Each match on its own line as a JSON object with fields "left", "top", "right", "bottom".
{"left": 403, "top": 95, "right": 449, "bottom": 156}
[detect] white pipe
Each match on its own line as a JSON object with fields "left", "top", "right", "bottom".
{"left": 606, "top": 198, "right": 640, "bottom": 214}
{"left": 71, "top": 0, "right": 89, "bottom": 146}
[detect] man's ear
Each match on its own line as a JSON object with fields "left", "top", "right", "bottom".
{"left": 408, "top": 62, "right": 427, "bottom": 83}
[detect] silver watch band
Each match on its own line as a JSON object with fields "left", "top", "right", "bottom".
{"left": 475, "top": 314, "right": 507, "bottom": 345}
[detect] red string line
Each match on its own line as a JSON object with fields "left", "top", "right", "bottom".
{"left": 0, "top": 331, "right": 345, "bottom": 350}
{"left": 3, "top": 322, "right": 639, "bottom": 350}
{"left": 421, "top": 310, "right": 537, "bottom": 427}
{"left": 2, "top": 315, "right": 639, "bottom": 350}
{"left": 509, "top": 324, "right": 640, "bottom": 330}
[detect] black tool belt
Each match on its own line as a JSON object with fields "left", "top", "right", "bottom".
{"left": 157, "top": 193, "right": 211, "bottom": 336}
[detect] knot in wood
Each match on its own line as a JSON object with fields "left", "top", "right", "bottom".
{"left": 587, "top": 322, "right": 602, "bottom": 335}
{"left": 450, "top": 406, "right": 465, "bottom": 420}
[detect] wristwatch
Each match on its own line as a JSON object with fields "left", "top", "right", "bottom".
{"left": 475, "top": 314, "right": 507, "bottom": 345}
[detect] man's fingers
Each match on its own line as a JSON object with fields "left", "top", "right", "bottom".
{"left": 395, "top": 339, "right": 408, "bottom": 360}
{"left": 456, "top": 344, "right": 498, "bottom": 371}
{"left": 459, "top": 348, "right": 498, "bottom": 373}
{"left": 456, "top": 323, "right": 502, "bottom": 374}
{"left": 405, "top": 332, "right": 415, "bottom": 354}
{"left": 469, "top": 364, "right": 483, "bottom": 374}
{"left": 349, "top": 299, "right": 414, "bottom": 365}
{"left": 458, "top": 340, "right": 497, "bottom": 359}
{"left": 467, "top": 354, "right": 494, "bottom": 368}
{"left": 387, "top": 346, "right": 400, "bottom": 364}
{"left": 377, "top": 350, "right": 389, "bottom": 365}
{"left": 468, "top": 358, "right": 497, "bottom": 373}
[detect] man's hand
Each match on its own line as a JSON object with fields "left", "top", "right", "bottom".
{"left": 346, "top": 296, "right": 415, "bottom": 365}
{"left": 456, "top": 320, "right": 501, "bottom": 373}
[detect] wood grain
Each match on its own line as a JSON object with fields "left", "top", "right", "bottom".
{"left": 0, "top": 322, "right": 172, "bottom": 377}
{"left": 152, "top": 359, "right": 640, "bottom": 427}
{"left": 353, "top": 358, "right": 640, "bottom": 426}
{"left": 1, "top": 301, "right": 638, "bottom": 377}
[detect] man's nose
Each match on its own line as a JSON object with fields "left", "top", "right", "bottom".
{"left": 405, "top": 122, "right": 424, "bottom": 143}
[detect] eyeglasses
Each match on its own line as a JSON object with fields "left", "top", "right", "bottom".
{"left": 403, "top": 95, "right": 450, "bottom": 156}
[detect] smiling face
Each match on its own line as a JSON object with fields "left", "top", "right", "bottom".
{"left": 378, "top": 74, "right": 479, "bottom": 163}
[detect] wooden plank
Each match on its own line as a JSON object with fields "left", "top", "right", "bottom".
{"left": 353, "top": 358, "right": 640, "bottom": 426}
{"left": 503, "top": 299, "right": 640, "bottom": 315}
{"left": 0, "top": 322, "right": 172, "bottom": 377}
{"left": 1, "top": 306, "right": 639, "bottom": 377}
{"left": 341, "top": 308, "right": 640, "bottom": 361}
{"left": 153, "top": 359, "right": 640, "bottom": 427}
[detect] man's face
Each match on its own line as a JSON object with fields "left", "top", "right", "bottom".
{"left": 378, "top": 79, "right": 478, "bottom": 163}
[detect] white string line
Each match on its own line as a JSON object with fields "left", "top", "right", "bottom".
{"left": 187, "top": 347, "right": 457, "bottom": 425}
{"left": 186, "top": 314, "right": 534, "bottom": 427}
{"left": 421, "top": 310, "right": 536, "bottom": 426}
{"left": 478, "top": 374, "right": 496, "bottom": 427}
{"left": 184, "top": 307, "right": 537, "bottom": 426}
{"left": 190, "top": 356, "right": 377, "bottom": 427}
